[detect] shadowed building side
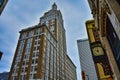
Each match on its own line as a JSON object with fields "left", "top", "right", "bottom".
{"left": 0, "top": 0, "right": 8, "bottom": 15}
{"left": 0, "top": 51, "right": 3, "bottom": 60}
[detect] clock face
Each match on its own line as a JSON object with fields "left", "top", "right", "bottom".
{"left": 92, "top": 47, "right": 104, "bottom": 56}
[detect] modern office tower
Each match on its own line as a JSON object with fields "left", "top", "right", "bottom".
{"left": 77, "top": 39, "right": 98, "bottom": 80}
{"left": 88, "top": 0, "right": 120, "bottom": 79}
{"left": 0, "top": 0, "right": 8, "bottom": 15}
{"left": 8, "top": 3, "right": 77, "bottom": 80}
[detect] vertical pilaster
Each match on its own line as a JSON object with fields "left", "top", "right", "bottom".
{"left": 26, "top": 29, "right": 36, "bottom": 80}
{"left": 36, "top": 27, "right": 45, "bottom": 79}
{"left": 17, "top": 32, "right": 28, "bottom": 80}
{"left": 8, "top": 34, "right": 22, "bottom": 80}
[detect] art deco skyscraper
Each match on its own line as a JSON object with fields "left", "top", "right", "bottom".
{"left": 9, "top": 3, "right": 77, "bottom": 80}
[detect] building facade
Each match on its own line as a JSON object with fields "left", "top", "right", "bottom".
{"left": 77, "top": 39, "right": 98, "bottom": 80}
{"left": 65, "top": 55, "right": 77, "bottom": 80}
{"left": 8, "top": 3, "right": 77, "bottom": 80}
{"left": 88, "top": 0, "right": 120, "bottom": 79}
{"left": 86, "top": 20, "right": 113, "bottom": 79}
{"left": 0, "top": 51, "right": 3, "bottom": 60}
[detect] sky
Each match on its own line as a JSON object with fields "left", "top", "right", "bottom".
{"left": 0, "top": 0, "right": 92, "bottom": 80}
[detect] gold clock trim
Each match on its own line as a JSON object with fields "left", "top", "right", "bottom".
{"left": 92, "top": 47, "right": 104, "bottom": 56}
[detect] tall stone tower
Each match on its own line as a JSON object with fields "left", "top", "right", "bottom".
{"left": 8, "top": 3, "right": 77, "bottom": 80}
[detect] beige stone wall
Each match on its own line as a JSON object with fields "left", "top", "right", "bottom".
{"left": 100, "top": 36, "right": 120, "bottom": 80}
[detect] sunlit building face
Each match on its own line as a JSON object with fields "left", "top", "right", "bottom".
{"left": 9, "top": 3, "right": 77, "bottom": 80}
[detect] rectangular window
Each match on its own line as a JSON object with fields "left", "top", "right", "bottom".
{"left": 36, "top": 52, "right": 39, "bottom": 57}
{"left": 31, "top": 66, "right": 33, "bottom": 72}
{"left": 50, "top": 25, "right": 54, "bottom": 32}
{"left": 24, "top": 54, "right": 29, "bottom": 59}
{"left": 36, "top": 28, "right": 42, "bottom": 35}
{"left": 29, "top": 74, "right": 33, "bottom": 79}
{"left": 38, "top": 40, "right": 40, "bottom": 44}
{"left": 24, "top": 60, "right": 29, "bottom": 65}
{"left": 21, "top": 68, "right": 24, "bottom": 72}
{"left": 37, "top": 46, "right": 40, "bottom": 50}
{"left": 32, "top": 53, "right": 35, "bottom": 57}
{"left": 20, "top": 75, "right": 22, "bottom": 80}
{"left": 16, "top": 56, "right": 21, "bottom": 61}
{"left": 35, "top": 59, "right": 38, "bottom": 64}
{"left": 33, "top": 74, "right": 37, "bottom": 79}
{"left": 28, "top": 31, "right": 34, "bottom": 37}
{"left": 34, "top": 47, "right": 36, "bottom": 51}
{"left": 22, "top": 61, "right": 25, "bottom": 66}
{"left": 13, "top": 76, "right": 18, "bottom": 80}
{"left": 32, "top": 59, "right": 34, "bottom": 64}
{"left": 21, "top": 33, "right": 26, "bottom": 39}
{"left": 25, "top": 67, "right": 27, "bottom": 72}
{"left": 17, "top": 49, "right": 22, "bottom": 55}
{"left": 23, "top": 75, "right": 26, "bottom": 80}
{"left": 34, "top": 66, "right": 37, "bottom": 71}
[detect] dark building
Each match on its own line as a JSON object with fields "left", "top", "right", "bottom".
{"left": 0, "top": 72, "right": 9, "bottom": 80}
{"left": 0, "top": 51, "right": 3, "bottom": 60}
{"left": 0, "top": 0, "right": 8, "bottom": 15}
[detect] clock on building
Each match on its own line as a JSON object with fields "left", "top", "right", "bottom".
{"left": 91, "top": 42, "right": 104, "bottom": 56}
{"left": 92, "top": 46, "right": 104, "bottom": 56}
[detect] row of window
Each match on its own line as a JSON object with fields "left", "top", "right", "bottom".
{"left": 12, "top": 25, "right": 69, "bottom": 80}
{"left": 40, "top": 15, "right": 55, "bottom": 25}
{"left": 26, "top": 36, "right": 40, "bottom": 79}
{"left": 21, "top": 28, "right": 42, "bottom": 39}
{"left": 14, "top": 40, "right": 25, "bottom": 70}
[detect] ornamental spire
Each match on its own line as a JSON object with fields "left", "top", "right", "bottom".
{"left": 52, "top": 2, "right": 57, "bottom": 10}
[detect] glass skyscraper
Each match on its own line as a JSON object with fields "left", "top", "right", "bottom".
{"left": 77, "top": 39, "right": 98, "bottom": 80}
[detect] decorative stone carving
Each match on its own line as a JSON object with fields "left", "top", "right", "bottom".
{"left": 103, "top": 0, "right": 111, "bottom": 14}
